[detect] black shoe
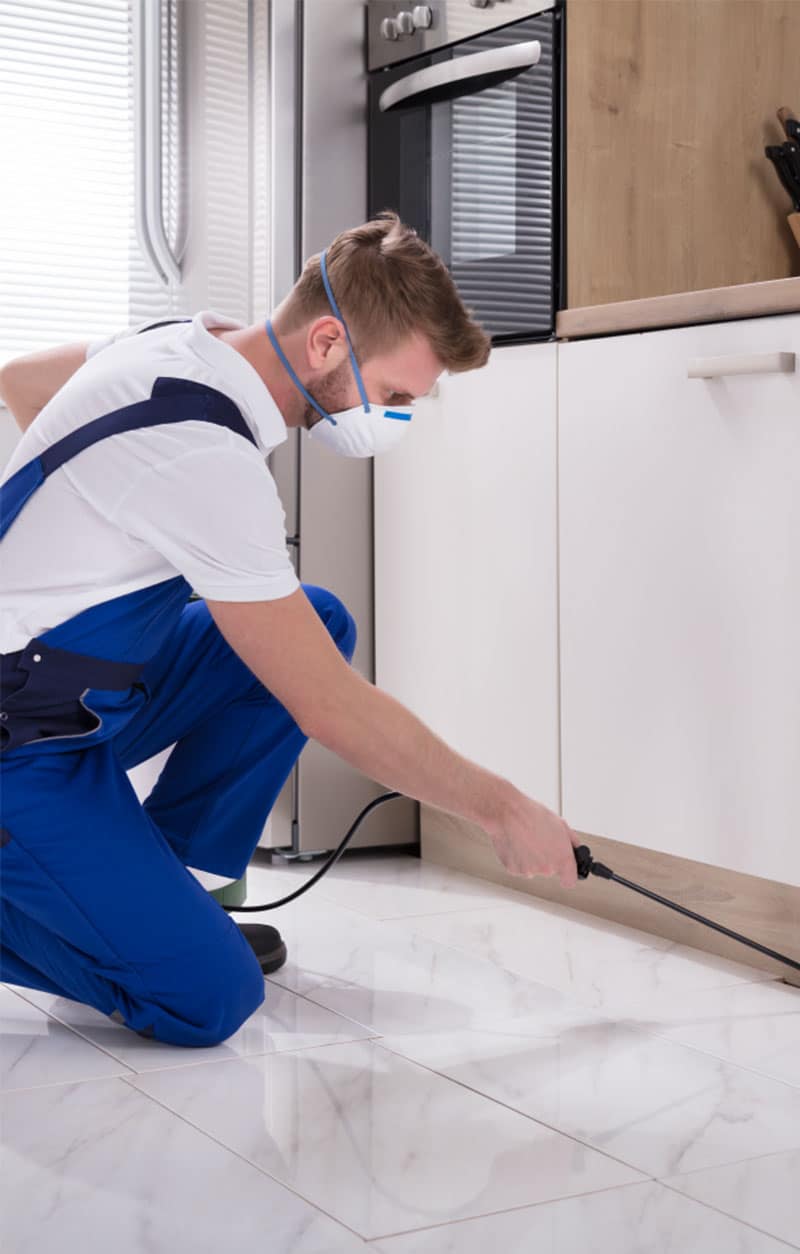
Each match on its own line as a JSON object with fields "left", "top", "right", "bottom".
{"left": 236, "top": 922, "right": 288, "bottom": 975}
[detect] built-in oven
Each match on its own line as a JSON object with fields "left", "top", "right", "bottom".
{"left": 367, "top": 0, "right": 564, "bottom": 344}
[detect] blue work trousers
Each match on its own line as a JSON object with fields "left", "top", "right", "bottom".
{"left": 0, "top": 586, "right": 356, "bottom": 1047}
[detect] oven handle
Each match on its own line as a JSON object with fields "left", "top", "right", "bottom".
{"left": 378, "top": 40, "right": 542, "bottom": 113}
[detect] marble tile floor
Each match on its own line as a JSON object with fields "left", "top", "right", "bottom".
{"left": 2, "top": 850, "right": 798, "bottom": 1253}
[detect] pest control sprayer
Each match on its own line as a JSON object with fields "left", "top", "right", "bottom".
{"left": 222, "top": 792, "right": 800, "bottom": 977}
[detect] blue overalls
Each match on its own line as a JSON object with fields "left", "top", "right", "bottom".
{"left": 0, "top": 374, "right": 356, "bottom": 1047}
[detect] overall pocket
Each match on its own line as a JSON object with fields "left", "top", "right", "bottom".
{"left": 0, "top": 639, "right": 141, "bottom": 752}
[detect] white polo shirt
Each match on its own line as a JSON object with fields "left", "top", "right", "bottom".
{"left": 0, "top": 312, "right": 300, "bottom": 654}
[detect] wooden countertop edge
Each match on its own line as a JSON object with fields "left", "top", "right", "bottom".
{"left": 556, "top": 275, "right": 800, "bottom": 339}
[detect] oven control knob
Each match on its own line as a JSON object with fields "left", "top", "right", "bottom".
{"left": 396, "top": 10, "right": 415, "bottom": 35}
{"left": 380, "top": 16, "right": 400, "bottom": 40}
{"left": 412, "top": 4, "right": 433, "bottom": 27}
{"left": 468, "top": 0, "right": 491, "bottom": 8}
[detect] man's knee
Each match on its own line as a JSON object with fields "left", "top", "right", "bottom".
{"left": 302, "top": 584, "right": 357, "bottom": 663}
{"left": 112, "top": 933, "right": 266, "bottom": 1049}
{"left": 200, "top": 942, "right": 266, "bottom": 1046}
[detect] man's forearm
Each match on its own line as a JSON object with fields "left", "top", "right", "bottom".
{"left": 0, "top": 342, "right": 89, "bottom": 432}
{"left": 314, "top": 668, "right": 518, "bottom": 838}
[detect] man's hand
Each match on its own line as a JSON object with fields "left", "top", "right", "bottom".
{"left": 486, "top": 791, "right": 581, "bottom": 889}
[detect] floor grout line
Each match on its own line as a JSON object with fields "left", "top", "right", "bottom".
{"left": 655, "top": 1142, "right": 800, "bottom": 1181}
{"left": 116, "top": 1070, "right": 370, "bottom": 1243}
{"left": 3, "top": 986, "right": 142, "bottom": 1082}
{"left": 366, "top": 1038, "right": 652, "bottom": 1181}
{"left": 362, "top": 1180, "right": 800, "bottom": 1250}
{"left": 370, "top": 1030, "right": 800, "bottom": 1182}
{"left": 359, "top": 1167, "right": 800, "bottom": 1249}
{"left": 358, "top": 1178, "right": 657, "bottom": 1244}
{"left": 2, "top": 1071, "right": 134, "bottom": 1098}
{"left": 656, "top": 1177, "right": 800, "bottom": 1251}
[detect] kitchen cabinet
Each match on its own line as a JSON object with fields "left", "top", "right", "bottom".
{"left": 558, "top": 312, "right": 800, "bottom": 887}
{"left": 374, "top": 343, "right": 560, "bottom": 811}
{"left": 567, "top": 0, "right": 800, "bottom": 307}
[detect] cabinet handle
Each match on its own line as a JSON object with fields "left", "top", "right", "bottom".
{"left": 687, "top": 352, "right": 796, "bottom": 379}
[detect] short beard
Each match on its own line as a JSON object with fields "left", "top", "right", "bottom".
{"left": 303, "top": 358, "right": 354, "bottom": 428}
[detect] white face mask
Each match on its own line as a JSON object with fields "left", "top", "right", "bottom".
{"left": 265, "top": 248, "right": 415, "bottom": 459}
{"left": 306, "top": 401, "right": 413, "bottom": 458}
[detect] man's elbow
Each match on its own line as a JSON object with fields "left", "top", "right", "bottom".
{"left": 0, "top": 342, "right": 90, "bottom": 423}
{"left": 0, "top": 362, "right": 18, "bottom": 407}
{"left": 0, "top": 363, "right": 38, "bottom": 431}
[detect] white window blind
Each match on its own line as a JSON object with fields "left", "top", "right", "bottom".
{"left": 0, "top": 0, "right": 267, "bottom": 373}
{"left": 0, "top": 1, "right": 176, "bottom": 368}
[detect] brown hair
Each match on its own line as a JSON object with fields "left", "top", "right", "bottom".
{"left": 274, "top": 211, "right": 491, "bottom": 373}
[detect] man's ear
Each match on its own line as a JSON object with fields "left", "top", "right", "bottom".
{"left": 306, "top": 316, "right": 349, "bottom": 373}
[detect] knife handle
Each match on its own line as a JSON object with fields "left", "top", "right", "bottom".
{"left": 777, "top": 106, "right": 800, "bottom": 141}
{"left": 789, "top": 212, "right": 800, "bottom": 251}
{"left": 766, "top": 145, "right": 800, "bottom": 211}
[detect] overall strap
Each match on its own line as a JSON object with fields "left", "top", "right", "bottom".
{"left": 0, "top": 376, "right": 257, "bottom": 541}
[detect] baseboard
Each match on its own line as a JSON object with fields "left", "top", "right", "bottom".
{"left": 421, "top": 805, "right": 800, "bottom": 988}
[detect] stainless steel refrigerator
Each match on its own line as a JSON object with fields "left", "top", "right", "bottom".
{"left": 257, "top": 0, "right": 418, "bottom": 856}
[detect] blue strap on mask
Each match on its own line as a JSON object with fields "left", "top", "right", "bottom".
{"left": 319, "top": 249, "right": 370, "bottom": 413}
{"left": 264, "top": 320, "right": 334, "bottom": 424}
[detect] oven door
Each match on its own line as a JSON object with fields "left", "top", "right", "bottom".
{"left": 368, "top": 8, "right": 562, "bottom": 344}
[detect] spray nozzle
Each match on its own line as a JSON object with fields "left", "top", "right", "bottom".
{"left": 574, "top": 845, "right": 614, "bottom": 880}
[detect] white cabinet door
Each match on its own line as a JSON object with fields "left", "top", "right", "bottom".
{"left": 558, "top": 314, "right": 800, "bottom": 885}
{"left": 374, "top": 343, "right": 560, "bottom": 810}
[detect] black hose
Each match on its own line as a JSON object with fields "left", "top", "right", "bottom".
{"left": 222, "top": 791, "right": 403, "bottom": 912}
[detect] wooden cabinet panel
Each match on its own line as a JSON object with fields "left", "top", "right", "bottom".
{"left": 567, "top": 0, "right": 800, "bottom": 307}
{"left": 558, "top": 313, "right": 800, "bottom": 886}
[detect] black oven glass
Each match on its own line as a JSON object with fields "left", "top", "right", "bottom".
{"left": 368, "top": 10, "right": 561, "bottom": 343}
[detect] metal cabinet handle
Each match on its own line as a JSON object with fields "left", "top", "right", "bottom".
{"left": 378, "top": 40, "right": 541, "bottom": 113}
{"left": 687, "top": 352, "right": 796, "bottom": 379}
{"left": 133, "top": 0, "right": 181, "bottom": 286}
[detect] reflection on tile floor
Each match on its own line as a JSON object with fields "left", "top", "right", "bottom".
{"left": 3, "top": 852, "right": 799, "bottom": 1252}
